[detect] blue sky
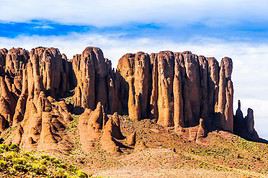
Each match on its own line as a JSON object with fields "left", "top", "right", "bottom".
{"left": 0, "top": 0, "right": 268, "bottom": 138}
{"left": 1, "top": 19, "right": 268, "bottom": 42}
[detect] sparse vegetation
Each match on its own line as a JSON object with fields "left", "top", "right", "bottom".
{"left": 68, "top": 114, "right": 80, "bottom": 131}
{"left": 0, "top": 143, "right": 88, "bottom": 177}
{"left": 190, "top": 147, "right": 231, "bottom": 157}
{"left": 2, "top": 115, "right": 268, "bottom": 177}
{"left": 64, "top": 96, "right": 74, "bottom": 105}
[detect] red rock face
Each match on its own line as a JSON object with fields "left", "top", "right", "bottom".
{"left": 0, "top": 49, "right": 6, "bottom": 76}
{"left": 0, "top": 47, "right": 73, "bottom": 151}
{"left": 173, "top": 53, "right": 184, "bottom": 129}
{"left": 116, "top": 50, "right": 235, "bottom": 133}
{"left": 216, "top": 57, "right": 234, "bottom": 132}
{"left": 0, "top": 48, "right": 28, "bottom": 127}
{"left": 0, "top": 46, "right": 257, "bottom": 153}
{"left": 28, "top": 47, "right": 71, "bottom": 98}
{"left": 207, "top": 57, "right": 219, "bottom": 129}
{"left": 182, "top": 52, "right": 202, "bottom": 127}
{"left": 149, "top": 53, "right": 158, "bottom": 119}
{"left": 78, "top": 102, "right": 125, "bottom": 153}
{"left": 117, "top": 52, "right": 150, "bottom": 121}
{"left": 156, "top": 51, "right": 174, "bottom": 127}
{"left": 72, "top": 47, "right": 111, "bottom": 110}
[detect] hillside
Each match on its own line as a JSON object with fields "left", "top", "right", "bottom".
{"left": 3, "top": 116, "right": 268, "bottom": 178}
{"left": 64, "top": 115, "right": 268, "bottom": 177}
{"left": 0, "top": 143, "right": 87, "bottom": 177}
{"left": 0, "top": 46, "right": 266, "bottom": 177}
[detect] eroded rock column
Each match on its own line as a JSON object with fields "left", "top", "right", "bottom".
{"left": 117, "top": 52, "right": 150, "bottom": 121}
{"left": 72, "top": 47, "right": 110, "bottom": 110}
{"left": 182, "top": 52, "right": 201, "bottom": 127}
{"left": 217, "top": 57, "right": 234, "bottom": 132}
{"left": 157, "top": 51, "right": 174, "bottom": 127}
{"left": 173, "top": 53, "right": 184, "bottom": 128}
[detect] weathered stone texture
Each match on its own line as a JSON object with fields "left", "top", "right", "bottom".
{"left": 0, "top": 46, "right": 259, "bottom": 153}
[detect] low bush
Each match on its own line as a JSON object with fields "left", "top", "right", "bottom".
{"left": 0, "top": 143, "right": 88, "bottom": 177}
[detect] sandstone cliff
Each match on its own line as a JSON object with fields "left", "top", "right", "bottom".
{"left": 1, "top": 47, "right": 72, "bottom": 151}
{"left": 116, "top": 51, "right": 234, "bottom": 133}
{"left": 0, "top": 46, "right": 260, "bottom": 153}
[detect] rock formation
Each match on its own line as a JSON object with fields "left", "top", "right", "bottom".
{"left": 0, "top": 47, "right": 73, "bottom": 152}
{"left": 173, "top": 53, "right": 184, "bottom": 129}
{"left": 216, "top": 57, "right": 234, "bottom": 132}
{"left": 196, "top": 118, "right": 206, "bottom": 143}
{"left": 117, "top": 53, "right": 150, "bottom": 121}
{"left": 72, "top": 47, "right": 111, "bottom": 110}
{"left": 234, "top": 100, "right": 259, "bottom": 141}
{"left": 28, "top": 47, "right": 71, "bottom": 98}
{"left": 126, "top": 131, "right": 136, "bottom": 146}
{"left": 100, "top": 112, "right": 125, "bottom": 153}
{"left": 0, "top": 46, "right": 260, "bottom": 153}
{"left": 78, "top": 102, "right": 106, "bottom": 151}
{"left": 78, "top": 102, "right": 125, "bottom": 153}
{"left": 156, "top": 51, "right": 174, "bottom": 127}
{"left": 207, "top": 57, "right": 219, "bottom": 129}
{"left": 115, "top": 51, "right": 234, "bottom": 133}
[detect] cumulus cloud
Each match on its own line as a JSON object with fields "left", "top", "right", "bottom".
{"left": 0, "top": 0, "right": 267, "bottom": 27}
{"left": 0, "top": 33, "right": 267, "bottom": 137}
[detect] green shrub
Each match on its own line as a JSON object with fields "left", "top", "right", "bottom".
{"left": 76, "top": 169, "right": 88, "bottom": 178}
{"left": 0, "top": 144, "right": 88, "bottom": 177}
{"left": 68, "top": 165, "right": 78, "bottom": 172}
{"left": 0, "top": 160, "right": 7, "bottom": 170}
{"left": 9, "top": 144, "right": 19, "bottom": 152}
{"left": 51, "top": 157, "right": 62, "bottom": 165}
{"left": 30, "top": 163, "right": 47, "bottom": 175}
{"left": 12, "top": 157, "right": 27, "bottom": 164}
{"left": 54, "top": 167, "right": 69, "bottom": 178}
{"left": 41, "top": 154, "right": 51, "bottom": 160}
{"left": 7, "top": 167, "right": 17, "bottom": 175}
{"left": 39, "top": 158, "right": 48, "bottom": 165}
{"left": 0, "top": 144, "right": 8, "bottom": 153}
{"left": 3, "top": 151, "right": 17, "bottom": 159}
{"left": 13, "top": 164, "right": 28, "bottom": 172}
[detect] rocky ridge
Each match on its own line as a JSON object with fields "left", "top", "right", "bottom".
{"left": 0, "top": 47, "right": 261, "bottom": 154}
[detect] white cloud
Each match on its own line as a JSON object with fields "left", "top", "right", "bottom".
{"left": 0, "top": 0, "right": 267, "bottom": 26}
{"left": 33, "top": 25, "right": 54, "bottom": 29}
{"left": 0, "top": 33, "right": 268, "bottom": 138}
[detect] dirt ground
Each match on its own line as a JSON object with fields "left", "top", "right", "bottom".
{"left": 55, "top": 116, "right": 268, "bottom": 178}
